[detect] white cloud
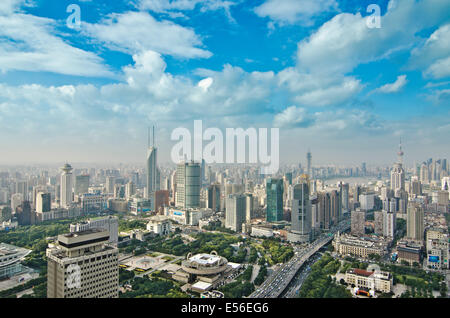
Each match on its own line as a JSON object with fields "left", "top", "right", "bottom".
{"left": 277, "top": 68, "right": 363, "bottom": 107}
{"left": 410, "top": 24, "right": 450, "bottom": 79}
{"left": 375, "top": 75, "right": 408, "bottom": 94}
{"left": 273, "top": 106, "right": 314, "bottom": 128}
{"left": 198, "top": 77, "right": 213, "bottom": 91}
{"left": 83, "top": 11, "right": 212, "bottom": 59}
{"left": 0, "top": 3, "right": 112, "bottom": 77}
{"left": 296, "top": 0, "right": 450, "bottom": 76}
{"left": 137, "top": 0, "right": 237, "bottom": 22}
{"left": 254, "top": 0, "right": 338, "bottom": 26}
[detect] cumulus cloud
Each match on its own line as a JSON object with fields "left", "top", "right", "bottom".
{"left": 0, "top": 1, "right": 112, "bottom": 77}
{"left": 83, "top": 11, "right": 212, "bottom": 59}
{"left": 375, "top": 75, "right": 408, "bottom": 94}
{"left": 410, "top": 24, "right": 450, "bottom": 79}
{"left": 296, "top": 0, "right": 450, "bottom": 76}
{"left": 273, "top": 106, "right": 314, "bottom": 128}
{"left": 137, "top": 0, "right": 237, "bottom": 22}
{"left": 254, "top": 0, "right": 338, "bottom": 26}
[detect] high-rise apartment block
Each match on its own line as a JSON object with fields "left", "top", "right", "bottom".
{"left": 46, "top": 229, "right": 119, "bottom": 298}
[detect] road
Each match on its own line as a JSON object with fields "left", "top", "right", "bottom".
{"left": 282, "top": 252, "right": 322, "bottom": 298}
{"left": 249, "top": 220, "right": 350, "bottom": 298}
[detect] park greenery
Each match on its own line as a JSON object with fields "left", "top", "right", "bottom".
{"left": 253, "top": 265, "right": 267, "bottom": 286}
{"left": 298, "top": 253, "right": 352, "bottom": 298}
{"left": 120, "top": 275, "right": 187, "bottom": 298}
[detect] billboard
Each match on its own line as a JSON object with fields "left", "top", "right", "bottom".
{"left": 428, "top": 255, "right": 440, "bottom": 263}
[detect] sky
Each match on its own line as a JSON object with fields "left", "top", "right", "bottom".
{"left": 0, "top": 0, "right": 449, "bottom": 166}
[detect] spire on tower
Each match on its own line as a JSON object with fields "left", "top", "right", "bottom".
{"left": 397, "top": 138, "right": 404, "bottom": 164}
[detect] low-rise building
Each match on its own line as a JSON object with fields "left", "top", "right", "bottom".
{"left": 0, "top": 243, "right": 31, "bottom": 279}
{"left": 345, "top": 268, "right": 393, "bottom": 293}
{"left": 146, "top": 215, "right": 171, "bottom": 235}
{"left": 426, "top": 228, "right": 449, "bottom": 269}
{"left": 396, "top": 241, "right": 422, "bottom": 265}
{"left": 333, "top": 232, "right": 388, "bottom": 259}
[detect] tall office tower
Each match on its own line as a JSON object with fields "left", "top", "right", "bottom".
{"left": 288, "top": 176, "right": 311, "bottom": 243}
{"left": 60, "top": 163, "right": 73, "bottom": 208}
{"left": 201, "top": 159, "right": 206, "bottom": 184}
{"left": 175, "top": 161, "right": 201, "bottom": 208}
{"left": 170, "top": 170, "right": 177, "bottom": 204}
{"left": 410, "top": 176, "right": 422, "bottom": 196}
{"left": 266, "top": 178, "right": 284, "bottom": 222}
{"left": 306, "top": 150, "right": 312, "bottom": 177}
{"left": 285, "top": 172, "right": 293, "bottom": 185}
{"left": 36, "top": 192, "right": 51, "bottom": 213}
{"left": 442, "top": 159, "right": 448, "bottom": 173}
{"left": 351, "top": 209, "right": 365, "bottom": 236}
{"left": 46, "top": 229, "right": 119, "bottom": 298}
{"left": 318, "top": 192, "right": 331, "bottom": 230}
{"left": 339, "top": 182, "right": 349, "bottom": 213}
{"left": 374, "top": 211, "right": 384, "bottom": 235}
{"left": 245, "top": 193, "right": 254, "bottom": 222}
{"left": 390, "top": 140, "right": 405, "bottom": 194}
{"left": 383, "top": 210, "right": 396, "bottom": 238}
{"left": 407, "top": 203, "right": 424, "bottom": 241}
{"left": 113, "top": 184, "right": 125, "bottom": 199}
{"left": 10, "top": 193, "right": 23, "bottom": 212}
{"left": 361, "top": 162, "right": 367, "bottom": 176}
{"left": 225, "top": 194, "right": 246, "bottom": 232}
{"left": 74, "top": 175, "right": 90, "bottom": 196}
{"left": 105, "top": 176, "right": 115, "bottom": 194}
{"left": 32, "top": 185, "right": 47, "bottom": 209}
{"left": 207, "top": 184, "right": 220, "bottom": 212}
{"left": 330, "top": 190, "right": 341, "bottom": 224}
{"left": 70, "top": 216, "right": 119, "bottom": 245}
{"left": 125, "top": 181, "right": 136, "bottom": 200}
{"left": 353, "top": 185, "right": 361, "bottom": 203}
{"left": 431, "top": 160, "right": 437, "bottom": 181}
{"left": 420, "top": 163, "right": 430, "bottom": 184}
{"left": 146, "top": 126, "right": 158, "bottom": 199}
{"left": 156, "top": 168, "right": 161, "bottom": 192}
{"left": 16, "top": 201, "right": 34, "bottom": 225}
{"left": 442, "top": 177, "right": 450, "bottom": 191}
{"left": 15, "top": 180, "right": 28, "bottom": 201}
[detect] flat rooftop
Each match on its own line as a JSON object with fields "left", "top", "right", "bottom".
{"left": 189, "top": 254, "right": 222, "bottom": 265}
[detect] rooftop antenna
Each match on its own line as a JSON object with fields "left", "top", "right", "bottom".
{"left": 147, "top": 127, "right": 150, "bottom": 149}
{"left": 153, "top": 125, "right": 155, "bottom": 147}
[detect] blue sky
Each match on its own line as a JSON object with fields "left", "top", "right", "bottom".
{"left": 0, "top": 0, "right": 449, "bottom": 166}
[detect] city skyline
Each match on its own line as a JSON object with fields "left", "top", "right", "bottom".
{"left": 0, "top": 0, "right": 449, "bottom": 165}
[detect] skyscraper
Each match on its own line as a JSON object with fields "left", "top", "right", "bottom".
{"left": 175, "top": 161, "right": 201, "bottom": 208}
{"left": 146, "top": 126, "right": 158, "bottom": 199}
{"left": 266, "top": 178, "right": 283, "bottom": 222}
{"left": 351, "top": 209, "right": 365, "bottom": 236}
{"left": 105, "top": 176, "right": 115, "bottom": 194}
{"left": 46, "top": 229, "right": 119, "bottom": 298}
{"left": 288, "top": 175, "right": 311, "bottom": 243}
{"left": 407, "top": 203, "right": 424, "bottom": 241}
{"left": 36, "top": 192, "right": 51, "bottom": 213}
{"left": 74, "top": 175, "right": 90, "bottom": 196}
{"left": 207, "top": 184, "right": 221, "bottom": 212}
{"left": 225, "top": 194, "right": 246, "bottom": 232}
{"left": 60, "top": 163, "right": 73, "bottom": 208}
{"left": 390, "top": 140, "right": 405, "bottom": 195}
{"left": 306, "top": 150, "right": 312, "bottom": 177}
{"left": 340, "top": 182, "right": 349, "bottom": 213}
